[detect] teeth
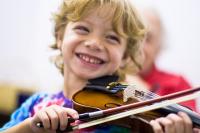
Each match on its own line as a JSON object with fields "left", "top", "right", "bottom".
{"left": 79, "top": 54, "right": 102, "bottom": 64}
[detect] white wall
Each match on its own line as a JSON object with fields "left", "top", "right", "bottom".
{"left": 0, "top": 0, "right": 63, "bottom": 92}
{"left": 0, "top": 0, "right": 200, "bottom": 105}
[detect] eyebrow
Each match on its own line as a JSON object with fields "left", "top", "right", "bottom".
{"left": 79, "top": 19, "right": 93, "bottom": 26}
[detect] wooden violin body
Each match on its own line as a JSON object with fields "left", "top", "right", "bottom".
{"left": 73, "top": 88, "right": 155, "bottom": 132}
{"left": 71, "top": 76, "right": 200, "bottom": 132}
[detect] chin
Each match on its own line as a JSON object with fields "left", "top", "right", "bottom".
{"left": 80, "top": 72, "right": 106, "bottom": 80}
{"left": 75, "top": 71, "right": 97, "bottom": 80}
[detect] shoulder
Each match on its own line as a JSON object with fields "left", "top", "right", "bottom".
{"left": 30, "top": 91, "right": 72, "bottom": 116}
{"left": 142, "top": 65, "right": 186, "bottom": 85}
{"left": 154, "top": 69, "right": 192, "bottom": 94}
{"left": 11, "top": 92, "right": 50, "bottom": 118}
{"left": 157, "top": 69, "right": 190, "bottom": 86}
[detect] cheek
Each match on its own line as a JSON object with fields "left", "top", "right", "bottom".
{"left": 61, "top": 41, "right": 70, "bottom": 58}
{"left": 60, "top": 40, "right": 76, "bottom": 64}
{"left": 144, "top": 45, "right": 153, "bottom": 56}
{"left": 111, "top": 49, "right": 125, "bottom": 66}
{"left": 61, "top": 35, "right": 80, "bottom": 52}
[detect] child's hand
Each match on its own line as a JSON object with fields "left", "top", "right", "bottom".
{"left": 29, "top": 105, "right": 78, "bottom": 133}
{"left": 150, "top": 112, "right": 199, "bottom": 133}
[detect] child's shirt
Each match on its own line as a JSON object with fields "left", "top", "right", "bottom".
{"left": 0, "top": 91, "right": 131, "bottom": 133}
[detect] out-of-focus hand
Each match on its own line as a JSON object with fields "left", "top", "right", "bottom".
{"left": 193, "top": 128, "right": 200, "bottom": 133}
{"left": 150, "top": 112, "right": 200, "bottom": 133}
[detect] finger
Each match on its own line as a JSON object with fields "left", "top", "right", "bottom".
{"left": 62, "top": 108, "right": 79, "bottom": 119}
{"left": 46, "top": 108, "right": 59, "bottom": 130}
{"left": 178, "top": 112, "right": 193, "bottom": 133}
{"left": 52, "top": 106, "right": 68, "bottom": 131}
{"left": 167, "top": 113, "right": 184, "bottom": 133}
{"left": 150, "top": 120, "right": 163, "bottom": 133}
{"left": 156, "top": 117, "right": 175, "bottom": 133}
{"left": 37, "top": 110, "right": 51, "bottom": 129}
{"left": 193, "top": 128, "right": 200, "bottom": 133}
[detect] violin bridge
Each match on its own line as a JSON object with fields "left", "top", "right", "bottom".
{"left": 123, "top": 85, "right": 145, "bottom": 102}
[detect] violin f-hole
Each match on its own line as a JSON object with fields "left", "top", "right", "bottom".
{"left": 104, "top": 103, "right": 122, "bottom": 108}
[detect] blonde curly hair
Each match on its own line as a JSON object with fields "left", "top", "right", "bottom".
{"left": 51, "top": 0, "right": 146, "bottom": 80}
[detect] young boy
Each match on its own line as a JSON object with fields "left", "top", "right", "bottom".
{"left": 0, "top": 0, "right": 197, "bottom": 133}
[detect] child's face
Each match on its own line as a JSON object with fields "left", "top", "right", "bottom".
{"left": 58, "top": 7, "right": 127, "bottom": 80}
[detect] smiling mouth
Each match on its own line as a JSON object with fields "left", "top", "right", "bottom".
{"left": 76, "top": 53, "right": 105, "bottom": 65}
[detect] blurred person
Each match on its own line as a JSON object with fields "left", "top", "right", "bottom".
{"left": 126, "top": 8, "right": 197, "bottom": 112}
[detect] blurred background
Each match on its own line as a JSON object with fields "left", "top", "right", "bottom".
{"left": 0, "top": 0, "right": 200, "bottom": 126}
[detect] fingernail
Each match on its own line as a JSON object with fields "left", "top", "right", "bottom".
{"left": 150, "top": 120, "right": 154, "bottom": 123}
{"left": 178, "top": 111, "right": 184, "bottom": 115}
{"left": 193, "top": 128, "right": 200, "bottom": 133}
{"left": 60, "top": 126, "right": 66, "bottom": 131}
{"left": 72, "top": 113, "right": 78, "bottom": 119}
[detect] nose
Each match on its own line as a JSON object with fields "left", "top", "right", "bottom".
{"left": 84, "top": 39, "right": 104, "bottom": 51}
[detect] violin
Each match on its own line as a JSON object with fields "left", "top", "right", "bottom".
{"left": 71, "top": 75, "right": 200, "bottom": 132}
{"left": 36, "top": 75, "right": 200, "bottom": 132}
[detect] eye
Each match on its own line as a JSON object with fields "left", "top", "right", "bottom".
{"left": 106, "top": 34, "right": 120, "bottom": 44}
{"left": 74, "top": 25, "right": 90, "bottom": 35}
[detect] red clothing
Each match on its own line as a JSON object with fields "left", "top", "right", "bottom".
{"left": 141, "top": 65, "right": 197, "bottom": 112}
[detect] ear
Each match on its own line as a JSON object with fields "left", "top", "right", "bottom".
{"left": 57, "top": 39, "right": 62, "bottom": 49}
{"left": 120, "top": 54, "right": 130, "bottom": 69}
{"left": 56, "top": 34, "right": 62, "bottom": 50}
